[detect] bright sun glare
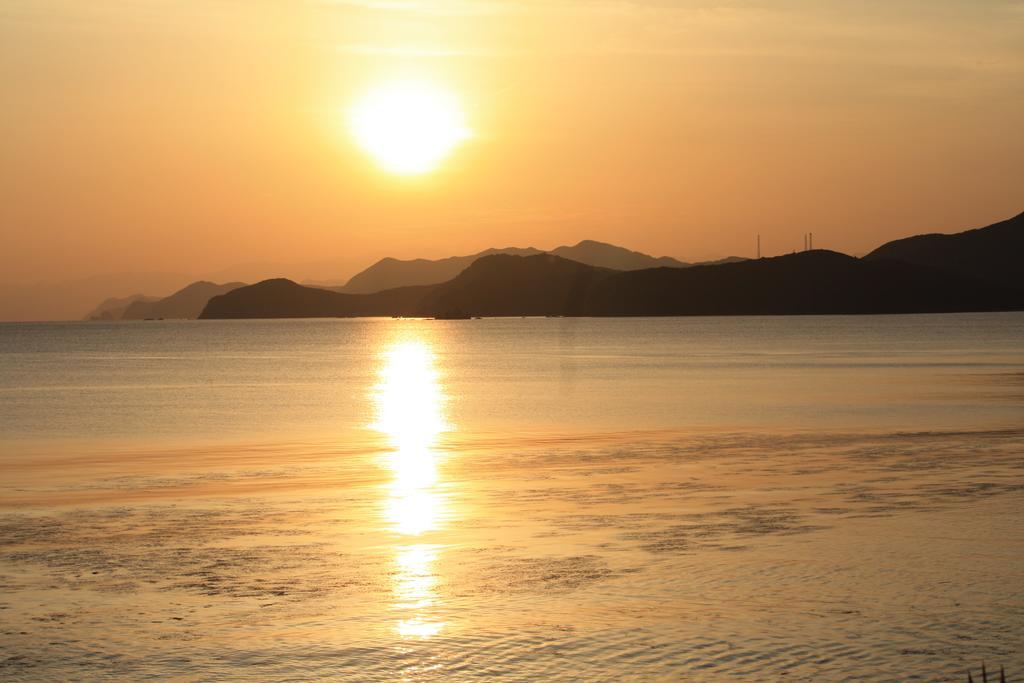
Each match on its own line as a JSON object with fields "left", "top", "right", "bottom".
{"left": 349, "top": 80, "right": 471, "bottom": 175}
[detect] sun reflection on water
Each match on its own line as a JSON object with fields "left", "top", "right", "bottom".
{"left": 372, "top": 339, "right": 450, "bottom": 638}
{"left": 394, "top": 545, "right": 444, "bottom": 638}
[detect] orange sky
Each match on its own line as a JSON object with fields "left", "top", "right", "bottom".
{"left": 1, "top": 1, "right": 1022, "bottom": 302}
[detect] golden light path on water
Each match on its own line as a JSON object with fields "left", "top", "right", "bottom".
{"left": 372, "top": 339, "right": 450, "bottom": 639}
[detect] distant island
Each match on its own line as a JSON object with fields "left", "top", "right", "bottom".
{"left": 84, "top": 240, "right": 738, "bottom": 320}
{"left": 84, "top": 293, "right": 160, "bottom": 321}
{"left": 864, "top": 210, "right": 1023, "bottom": 291}
{"left": 335, "top": 240, "right": 738, "bottom": 294}
{"left": 79, "top": 211, "right": 1023, "bottom": 321}
{"left": 201, "top": 211, "right": 1023, "bottom": 319}
{"left": 86, "top": 281, "right": 245, "bottom": 321}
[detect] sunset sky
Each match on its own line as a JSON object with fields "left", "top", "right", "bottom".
{"left": 1, "top": 1, "right": 1022, "bottom": 301}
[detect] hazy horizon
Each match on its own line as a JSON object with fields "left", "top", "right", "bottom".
{"left": 0, "top": 234, "right": 746, "bottom": 321}
{"left": 4, "top": 207, "right": 1019, "bottom": 322}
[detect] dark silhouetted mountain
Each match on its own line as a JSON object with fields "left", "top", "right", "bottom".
{"left": 550, "top": 240, "right": 687, "bottom": 270}
{"left": 694, "top": 256, "right": 748, "bottom": 267}
{"left": 416, "top": 254, "right": 615, "bottom": 317}
{"left": 584, "top": 250, "right": 1021, "bottom": 316}
{"left": 201, "top": 279, "right": 431, "bottom": 319}
{"left": 336, "top": 241, "right": 700, "bottom": 295}
{"left": 338, "top": 247, "right": 543, "bottom": 294}
{"left": 83, "top": 294, "right": 159, "bottom": 321}
{"left": 203, "top": 256, "right": 610, "bottom": 319}
{"left": 301, "top": 278, "right": 349, "bottom": 288}
{"left": 865, "top": 211, "right": 1024, "bottom": 292}
{"left": 122, "top": 281, "right": 246, "bottom": 320}
{"left": 201, "top": 250, "right": 1021, "bottom": 320}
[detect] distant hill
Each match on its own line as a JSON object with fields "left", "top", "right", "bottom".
{"left": 0, "top": 272, "right": 192, "bottom": 323}
{"left": 417, "top": 254, "right": 615, "bottom": 317}
{"left": 201, "top": 250, "right": 1022, "bottom": 320}
{"left": 336, "top": 241, "right": 700, "bottom": 295}
{"left": 694, "top": 256, "right": 748, "bottom": 267}
{"left": 338, "top": 247, "right": 543, "bottom": 294}
{"left": 201, "top": 279, "right": 430, "bottom": 319}
{"left": 584, "top": 250, "right": 1021, "bottom": 316}
{"left": 202, "top": 255, "right": 613, "bottom": 319}
{"left": 550, "top": 240, "right": 687, "bottom": 270}
{"left": 122, "top": 281, "right": 246, "bottom": 320}
{"left": 865, "top": 211, "right": 1024, "bottom": 292}
{"left": 83, "top": 294, "right": 159, "bottom": 321}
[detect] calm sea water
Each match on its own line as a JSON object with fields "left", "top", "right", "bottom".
{"left": 2, "top": 314, "right": 1023, "bottom": 444}
{"left": 1, "top": 315, "right": 1022, "bottom": 680}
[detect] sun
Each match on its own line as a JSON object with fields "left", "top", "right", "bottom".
{"left": 348, "top": 79, "right": 472, "bottom": 176}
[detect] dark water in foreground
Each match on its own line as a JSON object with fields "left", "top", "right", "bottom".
{"left": 1, "top": 314, "right": 1022, "bottom": 680}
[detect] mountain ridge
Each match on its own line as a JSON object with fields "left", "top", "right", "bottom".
{"left": 121, "top": 281, "right": 247, "bottom": 320}
{"left": 585, "top": 250, "right": 1020, "bottom": 316}
{"left": 338, "top": 247, "right": 543, "bottom": 294}
{"left": 865, "top": 211, "right": 1024, "bottom": 292}
{"left": 337, "top": 240, "right": 703, "bottom": 295}
{"left": 92, "top": 210, "right": 1024, "bottom": 322}
{"left": 80, "top": 239, "right": 714, "bottom": 320}
{"left": 201, "top": 245, "right": 1023, "bottom": 320}
{"left": 84, "top": 294, "right": 159, "bottom": 321}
